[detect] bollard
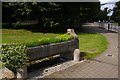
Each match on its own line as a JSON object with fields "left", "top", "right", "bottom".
{"left": 74, "top": 49, "right": 80, "bottom": 61}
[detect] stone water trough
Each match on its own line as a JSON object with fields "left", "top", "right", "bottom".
{"left": 17, "top": 29, "right": 80, "bottom": 79}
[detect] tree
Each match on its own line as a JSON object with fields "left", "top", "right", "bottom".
{"left": 111, "top": 1, "right": 120, "bottom": 22}
{"left": 28, "top": 2, "right": 60, "bottom": 26}
{"left": 94, "top": 7, "right": 109, "bottom": 22}
{"left": 2, "top": 2, "right": 60, "bottom": 27}
{"left": 56, "top": 2, "right": 100, "bottom": 28}
{"left": 2, "top": 2, "right": 31, "bottom": 27}
{"left": 2, "top": 2, "right": 100, "bottom": 28}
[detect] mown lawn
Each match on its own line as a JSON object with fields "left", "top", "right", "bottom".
{"left": 1, "top": 29, "right": 108, "bottom": 60}
{"left": 113, "top": 23, "right": 118, "bottom": 25}
{"left": 77, "top": 32, "right": 108, "bottom": 59}
{"left": 1, "top": 29, "right": 62, "bottom": 47}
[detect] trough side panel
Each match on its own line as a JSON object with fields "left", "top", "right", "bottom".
{"left": 28, "top": 38, "right": 79, "bottom": 61}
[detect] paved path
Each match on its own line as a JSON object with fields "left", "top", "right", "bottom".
{"left": 44, "top": 23, "right": 118, "bottom": 78}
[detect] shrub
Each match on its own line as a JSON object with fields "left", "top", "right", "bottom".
{"left": 56, "top": 34, "right": 74, "bottom": 42}
{"left": 0, "top": 43, "right": 29, "bottom": 70}
{"left": 24, "top": 34, "right": 74, "bottom": 47}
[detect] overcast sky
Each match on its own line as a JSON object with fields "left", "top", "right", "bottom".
{"left": 99, "top": 0, "right": 119, "bottom": 4}
{"left": 99, "top": 0, "right": 120, "bottom": 16}
{"left": 100, "top": 0, "right": 120, "bottom": 10}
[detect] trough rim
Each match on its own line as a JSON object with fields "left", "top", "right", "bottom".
{"left": 28, "top": 38, "right": 75, "bottom": 49}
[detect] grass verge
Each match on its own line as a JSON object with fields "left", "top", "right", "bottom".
{"left": 2, "top": 29, "right": 74, "bottom": 47}
{"left": 78, "top": 32, "right": 108, "bottom": 59}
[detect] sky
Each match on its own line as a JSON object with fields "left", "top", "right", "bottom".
{"left": 99, "top": 0, "right": 119, "bottom": 4}
{"left": 99, "top": 0, "right": 120, "bottom": 16}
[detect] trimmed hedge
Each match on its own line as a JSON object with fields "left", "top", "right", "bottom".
{"left": 0, "top": 44, "right": 29, "bottom": 69}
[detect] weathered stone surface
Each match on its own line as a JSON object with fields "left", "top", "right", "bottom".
{"left": 23, "top": 29, "right": 79, "bottom": 79}
{"left": 28, "top": 29, "right": 79, "bottom": 61}
{"left": 0, "top": 68, "right": 15, "bottom": 79}
{"left": 17, "top": 67, "right": 27, "bottom": 79}
{"left": 74, "top": 49, "right": 80, "bottom": 61}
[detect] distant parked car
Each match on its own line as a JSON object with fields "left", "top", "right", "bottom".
{"left": 103, "top": 20, "right": 108, "bottom": 23}
{"left": 105, "top": 21, "right": 108, "bottom": 23}
{"left": 98, "top": 20, "right": 101, "bottom": 23}
{"left": 110, "top": 20, "right": 114, "bottom": 23}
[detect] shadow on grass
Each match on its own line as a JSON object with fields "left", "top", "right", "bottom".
{"left": 2, "top": 23, "right": 98, "bottom": 35}
{"left": 3, "top": 24, "right": 66, "bottom": 34}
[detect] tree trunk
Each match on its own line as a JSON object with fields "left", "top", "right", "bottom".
{"left": 8, "top": 17, "right": 12, "bottom": 28}
{"left": 69, "top": 19, "right": 73, "bottom": 28}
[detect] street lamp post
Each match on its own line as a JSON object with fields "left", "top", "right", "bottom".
{"left": 108, "top": 16, "right": 111, "bottom": 31}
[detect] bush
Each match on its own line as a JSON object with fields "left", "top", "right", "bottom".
{"left": 25, "top": 34, "right": 74, "bottom": 47}
{"left": 56, "top": 34, "right": 74, "bottom": 42}
{"left": 0, "top": 43, "right": 29, "bottom": 70}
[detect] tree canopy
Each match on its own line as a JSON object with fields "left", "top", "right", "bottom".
{"left": 2, "top": 2, "right": 100, "bottom": 28}
{"left": 111, "top": 1, "right": 120, "bottom": 22}
{"left": 95, "top": 7, "right": 109, "bottom": 22}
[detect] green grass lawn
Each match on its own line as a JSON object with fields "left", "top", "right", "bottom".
{"left": 1, "top": 29, "right": 62, "bottom": 47}
{"left": 77, "top": 32, "right": 108, "bottom": 59}
{"left": 1, "top": 28, "right": 108, "bottom": 62}
{"left": 113, "top": 23, "right": 118, "bottom": 25}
